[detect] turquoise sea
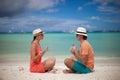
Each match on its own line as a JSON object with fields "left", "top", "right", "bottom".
{"left": 0, "top": 32, "right": 120, "bottom": 59}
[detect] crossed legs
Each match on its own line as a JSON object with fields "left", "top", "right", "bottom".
{"left": 63, "top": 57, "right": 76, "bottom": 73}
{"left": 43, "top": 56, "right": 76, "bottom": 73}
{"left": 43, "top": 56, "right": 56, "bottom": 72}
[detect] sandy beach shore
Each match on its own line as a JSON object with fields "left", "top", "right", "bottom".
{"left": 0, "top": 57, "right": 120, "bottom": 80}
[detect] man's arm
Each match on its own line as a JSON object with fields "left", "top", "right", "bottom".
{"left": 72, "top": 44, "right": 88, "bottom": 60}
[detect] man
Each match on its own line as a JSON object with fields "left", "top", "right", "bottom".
{"left": 63, "top": 27, "right": 94, "bottom": 74}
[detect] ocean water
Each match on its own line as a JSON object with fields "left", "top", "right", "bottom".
{"left": 0, "top": 32, "right": 120, "bottom": 59}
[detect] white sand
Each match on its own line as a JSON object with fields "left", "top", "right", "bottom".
{"left": 0, "top": 57, "right": 120, "bottom": 80}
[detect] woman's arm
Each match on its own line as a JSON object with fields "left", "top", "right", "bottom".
{"left": 39, "top": 46, "right": 48, "bottom": 56}
{"left": 31, "top": 43, "right": 48, "bottom": 62}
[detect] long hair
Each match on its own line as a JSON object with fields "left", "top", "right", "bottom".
{"left": 33, "top": 36, "right": 36, "bottom": 41}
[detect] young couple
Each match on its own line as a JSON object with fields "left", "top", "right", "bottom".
{"left": 30, "top": 27, "right": 94, "bottom": 74}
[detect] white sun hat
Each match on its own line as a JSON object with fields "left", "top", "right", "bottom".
{"left": 32, "top": 28, "right": 43, "bottom": 36}
{"left": 75, "top": 27, "right": 87, "bottom": 36}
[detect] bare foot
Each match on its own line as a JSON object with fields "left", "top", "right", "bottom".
{"left": 63, "top": 69, "right": 75, "bottom": 74}
{"left": 48, "top": 69, "right": 57, "bottom": 74}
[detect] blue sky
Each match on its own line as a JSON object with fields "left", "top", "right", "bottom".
{"left": 0, "top": 0, "right": 120, "bottom": 32}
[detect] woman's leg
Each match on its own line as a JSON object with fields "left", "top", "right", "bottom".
{"left": 43, "top": 56, "right": 56, "bottom": 72}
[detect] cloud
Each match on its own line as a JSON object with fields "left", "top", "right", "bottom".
{"left": 80, "top": 24, "right": 96, "bottom": 30}
{"left": 85, "top": 0, "right": 120, "bottom": 16}
{"left": 0, "top": 0, "right": 28, "bottom": 17}
{"left": 78, "top": 6, "right": 82, "bottom": 11}
{"left": 86, "top": 0, "right": 120, "bottom": 6}
{"left": 101, "top": 17, "right": 120, "bottom": 23}
{"left": 103, "top": 19, "right": 120, "bottom": 23}
{"left": 0, "top": 16, "right": 89, "bottom": 32}
{"left": 0, "top": 0, "right": 61, "bottom": 17}
{"left": 89, "top": 15, "right": 120, "bottom": 23}
{"left": 98, "top": 6, "right": 120, "bottom": 14}
{"left": 91, "top": 16, "right": 100, "bottom": 20}
{"left": 27, "top": 0, "right": 58, "bottom": 11}
{"left": 46, "top": 9, "right": 59, "bottom": 13}
{"left": 1, "top": 15, "right": 119, "bottom": 32}
{"left": 96, "top": 0, "right": 120, "bottom": 5}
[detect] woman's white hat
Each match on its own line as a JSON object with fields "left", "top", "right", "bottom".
{"left": 33, "top": 28, "right": 43, "bottom": 36}
{"left": 75, "top": 27, "right": 87, "bottom": 36}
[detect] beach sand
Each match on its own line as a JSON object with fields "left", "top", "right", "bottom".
{"left": 0, "top": 57, "right": 120, "bottom": 80}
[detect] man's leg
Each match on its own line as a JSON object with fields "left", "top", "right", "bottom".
{"left": 63, "top": 58, "right": 76, "bottom": 73}
{"left": 64, "top": 58, "right": 74, "bottom": 69}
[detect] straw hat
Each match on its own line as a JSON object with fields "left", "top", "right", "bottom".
{"left": 32, "top": 28, "right": 43, "bottom": 36}
{"left": 75, "top": 27, "right": 87, "bottom": 36}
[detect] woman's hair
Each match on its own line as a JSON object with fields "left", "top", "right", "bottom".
{"left": 33, "top": 32, "right": 43, "bottom": 41}
{"left": 33, "top": 36, "right": 36, "bottom": 41}
{"left": 83, "top": 36, "right": 87, "bottom": 40}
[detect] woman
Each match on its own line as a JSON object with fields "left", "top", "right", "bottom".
{"left": 30, "top": 28, "right": 56, "bottom": 73}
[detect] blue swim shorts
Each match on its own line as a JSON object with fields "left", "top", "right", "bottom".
{"left": 73, "top": 60, "right": 92, "bottom": 74}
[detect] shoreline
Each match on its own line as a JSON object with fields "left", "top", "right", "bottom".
{"left": 0, "top": 57, "right": 120, "bottom": 80}
{"left": 0, "top": 56, "right": 120, "bottom": 63}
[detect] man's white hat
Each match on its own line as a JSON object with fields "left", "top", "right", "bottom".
{"left": 75, "top": 27, "right": 87, "bottom": 36}
{"left": 33, "top": 28, "right": 43, "bottom": 36}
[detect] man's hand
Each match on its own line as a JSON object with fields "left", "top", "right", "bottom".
{"left": 70, "top": 44, "right": 77, "bottom": 55}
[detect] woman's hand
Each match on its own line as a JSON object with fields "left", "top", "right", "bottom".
{"left": 38, "top": 46, "right": 48, "bottom": 56}
{"left": 43, "top": 46, "right": 48, "bottom": 54}
{"left": 45, "top": 46, "right": 48, "bottom": 52}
